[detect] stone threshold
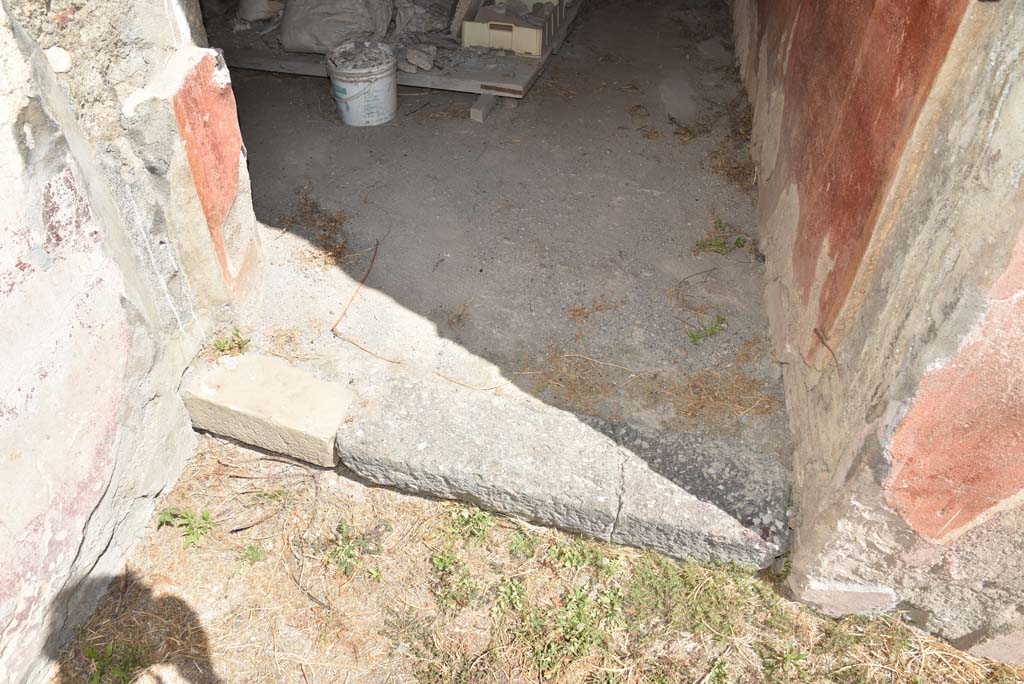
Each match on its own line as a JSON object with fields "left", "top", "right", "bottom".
{"left": 183, "top": 353, "right": 784, "bottom": 568}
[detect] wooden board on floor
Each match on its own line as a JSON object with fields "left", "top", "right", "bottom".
{"left": 221, "top": 0, "right": 582, "bottom": 98}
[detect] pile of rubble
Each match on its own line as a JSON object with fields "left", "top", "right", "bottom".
{"left": 225, "top": 0, "right": 559, "bottom": 73}
{"left": 229, "top": 0, "right": 455, "bottom": 70}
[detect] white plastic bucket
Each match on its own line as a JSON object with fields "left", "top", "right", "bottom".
{"left": 326, "top": 41, "right": 397, "bottom": 127}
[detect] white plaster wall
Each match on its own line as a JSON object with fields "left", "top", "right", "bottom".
{"left": 0, "top": 0, "right": 257, "bottom": 680}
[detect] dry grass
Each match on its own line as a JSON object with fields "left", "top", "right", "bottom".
{"left": 670, "top": 289, "right": 710, "bottom": 317}
{"left": 265, "top": 325, "right": 327, "bottom": 364}
{"left": 725, "top": 97, "right": 754, "bottom": 146}
{"left": 670, "top": 113, "right": 714, "bottom": 143}
{"left": 665, "top": 336, "right": 780, "bottom": 419}
{"left": 705, "top": 148, "right": 755, "bottom": 191}
{"left": 526, "top": 302, "right": 774, "bottom": 419}
{"left": 734, "top": 336, "right": 767, "bottom": 367}
{"left": 516, "top": 301, "right": 637, "bottom": 411}
{"left": 664, "top": 368, "right": 782, "bottom": 418}
{"left": 280, "top": 187, "right": 349, "bottom": 235}
{"left": 706, "top": 98, "right": 756, "bottom": 191}
{"left": 534, "top": 78, "right": 583, "bottom": 98}
{"left": 528, "top": 344, "right": 618, "bottom": 411}
{"left": 448, "top": 302, "right": 470, "bottom": 328}
{"left": 53, "top": 439, "right": 1024, "bottom": 684}
{"left": 268, "top": 326, "right": 302, "bottom": 358}
{"left": 671, "top": 12, "right": 725, "bottom": 44}
{"left": 628, "top": 104, "right": 651, "bottom": 119}
{"left": 279, "top": 187, "right": 366, "bottom": 271}
{"left": 567, "top": 298, "right": 617, "bottom": 324}
{"left": 594, "top": 49, "right": 627, "bottom": 65}
{"left": 638, "top": 126, "right": 662, "bottom": 140}
{"left": 627, "top": 105, "right": 662, "bottom": 140}
{"left": 414, "top": 101, "right": 468, "bottom": 120}
{"left": 53, "top": 572, "right": 217, "bottom": 684}
{"left": 524, "top": 342, "right": 777, "bottom": 422}
{"left": 297, "top": 240, "right": 356, "bottom": 272}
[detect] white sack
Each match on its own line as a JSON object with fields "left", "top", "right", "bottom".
{"left": 238, "top": 0, "right": 285, "bottom": 21}
{"left": 281, "top": 0, "right": 394, "bottom": 53}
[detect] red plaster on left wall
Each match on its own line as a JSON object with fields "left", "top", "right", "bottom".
{"left": 172, "top": 54, "right": 243, "bottom": 284}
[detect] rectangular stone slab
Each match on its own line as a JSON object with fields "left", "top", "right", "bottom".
{"left": 182, "top": 354, "right": 353, "bottom": 466}
{"left": 612, "top": 455, "right": 779, "bottom": 568}
{"left": 334, "top": 367, "right": 781, "bottom": 567}
{"left": 335, "top": 367, "right": 623, "bottom": 539}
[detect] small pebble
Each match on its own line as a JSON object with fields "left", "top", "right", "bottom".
{"left": 44, "top": 46, "right": 72, "bottom": 73}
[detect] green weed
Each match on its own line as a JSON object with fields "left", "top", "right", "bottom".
{"left": 212, "top": 327, "right": 250, "bottom": 355}
{"left": 156, "top": 508, "right": 213, "bottom": 549}
{"left": 429, "top": 548, "right": 478, "bottom": 611}
{"left": 548, "top": 540, "right": 592, "bottom": 570}
{"left": 763, "top": 643, "right": 810, "bottom": 680}
{"left": 687, "top": 315, "right": 727, "bottom": 345}
{"left": 710, "top": 658, "right": 730, "bottom": 684}
{"left": 521, "top": 586, "right": 613, "bottom": 676}
{"left": 415, "top": 652, "right": 492, "bottom": 684}
{"left": 241, "top": 544, "right": 267, "bottom": 564}
{"left": 435, "top": 570, "right": 479, "bottom": 611}
{"left": 622, "top": 555, "right": 758, "bottom": 639}
{"left": 693, "top": 217, "right": 749, "bottom": 255}
{"left": 328, "top": 521, "right": 373, "bottom": 577}
{"left": 253, "top": 488, "right": 289, "bottom": 502}
{"left": 83, "top": 642, "right": 148, "bottom": 684}
{"left": 496, "top": 578, "right": 527, "bottom": 612}
{"left": 694, "top": 235, "right": 732, "bottom": 255}
{"left": 508, "top": 530, "right": 542, "bottom": 559}
{"left": 447, "top": 505, "right": 494, "bottom": 545}
{"left": 430, "top": 551, "right": 459, "bottom": 573}
{"left": 547, "top": 539, "right": 618, "bottom": 576}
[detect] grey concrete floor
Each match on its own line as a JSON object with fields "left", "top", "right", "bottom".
{"left": 226, "top": 0, "right": 791, "bottom": 545}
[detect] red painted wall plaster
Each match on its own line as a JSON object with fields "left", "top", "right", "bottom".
{"left": 759, "top": 0, "right": 968, "bottom": 344}
{"left": 887, "top": 230, "right": 1024, "bottom": 542}
{"left": 172, "top": 54, "right": 243, "bottom": 284}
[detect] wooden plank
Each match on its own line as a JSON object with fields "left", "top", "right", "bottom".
{"left": 223, "top": 46, "right": 532, "bottom": 97}
{"left": 470, "top": 93, "right": 498, "bottom": 122}
{"left": 224, "top": 48, "right": 326, "bottom": 77}
{"left": 397, "top": 68, "right": 525, "bottom": 97}
{"left": 220, "top": 0, "right": 583, "bottom": 99}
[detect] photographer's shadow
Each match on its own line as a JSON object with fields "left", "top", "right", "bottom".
{"left": 44, "top": 570, "right": 223, "bottom": 683}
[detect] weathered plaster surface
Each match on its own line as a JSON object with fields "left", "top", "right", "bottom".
{"left": 787, "top": 0, "right": 967, "bottom": 344}
{"left": 736, "top": 0, "right": 1024, "bottom": 662}
{"left": 0, "top": 1, "right": 260, "bottom": 681}
{"left": 172, "top": 53, "right": 260, "bottom": 291}
{"left": 174, "top": 55, "right": 242, "bottom": 234}
{"left": 741, "top": 0, "right": 969, "bottom": 359}
{"left": 887, "top": 255, "right": 1024, "bottom": 544}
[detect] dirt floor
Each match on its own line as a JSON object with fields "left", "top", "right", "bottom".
{"left": 51, "top": 437, "right": 1024, "bottom": 684}
{"left": 220, "top": 0, "right": 791, "bottom": 536}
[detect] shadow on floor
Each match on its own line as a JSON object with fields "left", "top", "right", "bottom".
{"left": 44, "top": 570, "right": 222, "bottom": 683}
{"left": 211, "top": 0, "right": 790, "bottom": 539}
